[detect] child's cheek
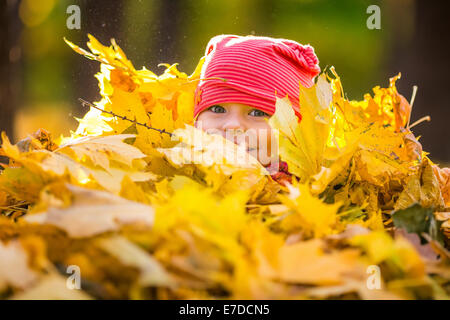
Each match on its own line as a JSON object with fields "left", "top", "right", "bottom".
{"left": 195, "top": 115, "right": 228, "bottom": 141}
{"left": 195, "top": 113, "right": 218, "bottom": 131}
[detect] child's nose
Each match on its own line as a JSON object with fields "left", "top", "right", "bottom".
{"left": 222, "top": 116, "right": 245, "bottom": 131}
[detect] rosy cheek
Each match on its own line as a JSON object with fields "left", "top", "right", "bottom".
{"left": 195, "top": 116, "right": 227, "bottom": 139}
{"left": 195, "top": 113, "right": 216, "bottom": 130}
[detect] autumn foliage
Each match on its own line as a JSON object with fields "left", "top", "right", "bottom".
{"left": 0, "top": 35, "right": 449, "bottom": 299}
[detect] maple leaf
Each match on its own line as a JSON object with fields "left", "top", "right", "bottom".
{"left": 278, "top": 182, "right": 342, "bottom": 238}
{"left": 153, "top": 179, "right": 249, "bottom": 265}
{"left": 432, "top": 165, "right": 450, "bottom": 208}
{"left": 56, "top": 134, "right": 147, "bottom": 171}
{"left": 269, "top": 74, "right": 332, "bottom": 182}
{"left": 0, "top": 34, "right": 448, "bottom": 300}
{"left": 0, "top": 132, "right": 156, "bottom": 195}
{"left": 64, "top": 35, "right": 201, "bottom": 165}
{"left": 64, "top": 34, "right": 137, "bottom": 74}
{"left": 24, "top": 184, "right": 154, "bottom": 238}
{"left": 258, "top": 238, "right": 363, "bottom": 286}
{"left": 157, "top": 124, "right": 268, "bottom": 194}
{"left": 394, "top": 158, "right": 445, "bottom": 211}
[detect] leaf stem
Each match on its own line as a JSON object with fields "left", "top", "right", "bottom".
{"left": 78, "top": 98, "right": 173, "bottom": 137}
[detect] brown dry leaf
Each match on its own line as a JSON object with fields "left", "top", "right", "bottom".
{"left": 432, "top": 165, "right": 450, "bottom": 208}
{"left": 394, "top": 93, "right": 412, "bottom": 132}
{"left": 395, "top": 158, "right": 445, "bottom": 210}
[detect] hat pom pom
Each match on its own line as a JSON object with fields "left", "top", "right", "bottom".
{"left": 274, "top": 40, "right": 320, "bottom": 76}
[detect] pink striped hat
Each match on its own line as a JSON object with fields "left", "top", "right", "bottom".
{"left": 193, "top": 34, "right": 321, "bottom": 120}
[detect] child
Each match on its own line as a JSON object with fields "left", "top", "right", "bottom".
{"left": 193, "top": 34, "right": 321, "bottom": 184}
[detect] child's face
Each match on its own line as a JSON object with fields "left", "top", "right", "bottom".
{"left": 195, "top": 103, "right": 277, "bottom": 166}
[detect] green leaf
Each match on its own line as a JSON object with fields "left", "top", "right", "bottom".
{"left": 392, "top": 203, "right": 445, "bottom": 246}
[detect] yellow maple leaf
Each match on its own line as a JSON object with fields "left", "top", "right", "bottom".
{"left": 1, "top": 133, "right": 156, "bottom": 195}
{"left": 154, "top": 180, "right": 249, "bottom": 264}
{"left": 56, "top": 134, "right": 147, "bottom": 171}
{"left": 157, "top": 124, "right": 267, "bottom": 193}
{"left": 259, "top": 238, "right": 363, "bottom": 286}
{"left": 278, "top": 182, "right": 342, "bottom": 238}
{"left": 25, "top": 184, "right": 154, "bottom": 238}
{"left": 269, "top": 74, "right": 333, "bottom": 182}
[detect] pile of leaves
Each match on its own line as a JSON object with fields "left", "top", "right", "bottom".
{"left": 0, "top": 35, "right": 449, "bottom": 300}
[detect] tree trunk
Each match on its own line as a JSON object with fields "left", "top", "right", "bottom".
{"left": 0, "top": 0, "right": 21, "bottom": 164}
{"left": 388, "top": 0, "right": 450, "bottom": 163}
{"left": 0, "top": 1, "right": 21, "bottom": 138}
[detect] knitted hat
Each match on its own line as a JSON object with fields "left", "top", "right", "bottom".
{"left": 193, "top": 34, "right": 320, "bottom": 120}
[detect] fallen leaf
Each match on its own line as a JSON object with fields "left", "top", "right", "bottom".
{"left": 24, "top": 184, "right": 154, "bottom": 238}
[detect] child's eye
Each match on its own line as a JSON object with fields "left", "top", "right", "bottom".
{"left": 249, "top": 109, "right": 269, "bottom": 117}
{"left": 208, "top": 105, "right": 226, "bottom": 113}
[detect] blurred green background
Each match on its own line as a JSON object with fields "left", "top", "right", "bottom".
{"left": 1, "top": 0, "right": 449, "bottom": 164}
